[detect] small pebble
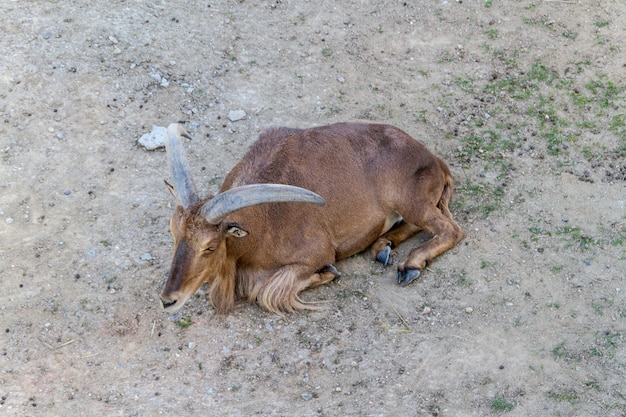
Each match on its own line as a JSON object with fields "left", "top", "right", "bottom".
{"left": 188, "top": 342, "right": 196, "bottom": 349}
{"left": 300, "top": 391, "right": 314, "bottom": 401}
{"left": 138, "top": 125, "right": 167, "bottom": 150}
{"left": 63, "top": 190, "right": 71, "bottom": 195}
{"left": 5, "top": 217, "right": 13, "bottom": 224}
{"left": 140, "top": 253, "right": 153, "bottom": 261}
{"left": 584, "top": 259, "right": 591, "bottom": 266}
{"left": 227, "top": 109, "right": 246, "bottom": 122}
{"left": 465, "top": 307, "right": 473, "bottom": 314}
{"left": 422, "top": 306, "right": 432, "bottom": 315}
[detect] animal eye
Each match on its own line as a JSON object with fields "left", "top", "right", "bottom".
{"left": 204, "top": 245, "right": 217, "bottom": 252}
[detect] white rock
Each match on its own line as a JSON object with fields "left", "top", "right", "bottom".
{"left": 138, "top": 126, "right": 167, "bottom": 150}
{"left": 227, "top": 109, "right": 246, "bottom": 122}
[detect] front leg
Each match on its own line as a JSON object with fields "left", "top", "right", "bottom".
{"left": 253, "top": 263, "right": 339, "bottom": 313}
{"left": 313, "top": 264, "right": 341, "bottom": 286}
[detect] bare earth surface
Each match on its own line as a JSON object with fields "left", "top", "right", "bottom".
{"left": 1, "top": 1, "right": 625, "bottom": 416}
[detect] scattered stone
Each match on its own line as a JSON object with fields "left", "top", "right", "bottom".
{"left": 300, "top": 391, "right": 314, "bottom": 401}
{"left": 188, "top": 342, "right": 196, "bottom": 349}
{"left": 63, "top": 190, "right": 71, "bottom": 195}
{"left": 5, "top": 217, "right": 14, "bottom": 224}
{"left": 138, "top": 125, "right": 167, "bottom": 150}
{"left": 227, "top": 109, "right": 246, "bottom": 122}
{"left": 140, "top": 253, "right": 153, "bottom": 261}
{"left": 465, "top": 307, "right": 473, "bottom": 314}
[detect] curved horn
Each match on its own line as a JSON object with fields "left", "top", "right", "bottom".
{"left": 200, "top": 184, "right": 326, "bottom": 225}
{"left": 166, "top": 123, "right": 199, "bottom": 209}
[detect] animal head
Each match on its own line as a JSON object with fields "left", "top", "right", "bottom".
{"left": 159, "top": 124, "right": 325, "bottom": 313}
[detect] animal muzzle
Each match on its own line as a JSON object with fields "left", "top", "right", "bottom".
{"left": 160, "top": 291, "right": 186, "bottom": 313}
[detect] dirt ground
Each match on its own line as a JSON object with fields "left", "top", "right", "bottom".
{"left": 1, "top": 1, "right": 625, "bottom": 416}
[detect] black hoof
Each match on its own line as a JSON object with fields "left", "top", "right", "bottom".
{"left": 317, "top": 264, "right": 340, "bottom": 278}
{"left": 397, "top": 267, "right": 421, "bottom": 286}
{"left": 376, "top": 245, "right": 392, "bottom": 266}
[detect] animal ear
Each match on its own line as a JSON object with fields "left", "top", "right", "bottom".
{"left": 225, "top": 223, "right": 248, "bottom": 238}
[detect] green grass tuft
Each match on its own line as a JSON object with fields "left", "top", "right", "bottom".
{"left": 491, "top": 397, "right": 514, "bottom": 412}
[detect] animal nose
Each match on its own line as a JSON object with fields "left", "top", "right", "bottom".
{"left": 160, "top": 296, "right": 178, "bottom": 310}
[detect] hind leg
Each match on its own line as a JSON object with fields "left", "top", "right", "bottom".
{"left": 396, "top": 206, "right": 464, "bottom": 286}
{"left": 371, "top": 221, "right": 421, "bottom": 265}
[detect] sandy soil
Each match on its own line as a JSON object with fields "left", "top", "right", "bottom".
{"left": 1, "top": 1, "right": 625, "bottom": 416}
